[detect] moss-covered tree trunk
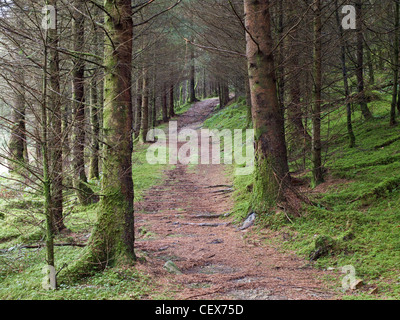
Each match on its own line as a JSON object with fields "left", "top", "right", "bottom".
{"left": 89, "top": 73, "right": 100, "bottom": 180}
{"left": 244, "top": 0, "right": 294, "bottom": 215}
{"left": 77, "top": 0, "right": 135, "bottom": 271}
{"left": 89, "top": 26, "right": 102, "bottom": 181}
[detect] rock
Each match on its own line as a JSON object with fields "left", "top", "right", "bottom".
{"left": 240, "top": 213, "right": 256, "bottom": 230}
{"left": 350, "top": 279, "right": 363, "bottom": 290}
{"left": 369, "top": 287, "right": 378, "bottom": 295}
{"left": 210, "top": 239, "right": 223, "bottom": 244}
{"left": 223, "top": 212, "right": 231, "bottom": 217}
{"left": 163, "top": 260, "right": 182, "bottom": 275}
{"left": 309, "top": 235, "right": 336, "bottom": 261}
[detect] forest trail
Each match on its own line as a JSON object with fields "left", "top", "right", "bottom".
{"left": 135, "top": 98, "right": 337, "bottom": 300}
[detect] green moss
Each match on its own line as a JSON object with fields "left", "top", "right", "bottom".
{"left": 203, "top": 90, "right": 400, "bottom": 299}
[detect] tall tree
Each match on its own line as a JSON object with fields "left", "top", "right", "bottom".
{"left": 188, "top": 43, "right": 198, "bottom": 103}
{"left": 336, "top": 0, "right": 356, "bottom": 146}
{"left": 48, "top": 0, "right": 65, "bottom": 231}
{"left": 75, "top": 0, "right": 136, "bottom": 272}
{"left": 390, "top": 0, "right": 400, "bottom": 126}
{"left": 134, "top": 76, "right": 143, "bottom": 139}
{"left": 169, "top": 82, "right": 175, "bottom": 118}
{"left": 72, "top": 1, "right": 94, "bottom": 204}
{"left": 355, "top": 0, "right": 373, "bottom": 120}
{"left": 161, "top": 83, "right": 169, "bottom": 122}
{"left": 139, "top": 67, "right": 149, "bottom": 143}
{"left": 89, "top": 73, "right": 100, "bottom": 180}
{"left": 8, "top": 66, "right": 27, "bottom": 171}
{"left": 287, "top": 0, "right": 310, "bottom": 147}
{"left": 244, "top": 0, "right": 296, "bottom": 214}
{"left": 311, "top": 0, "right": 324, "bottom": 187}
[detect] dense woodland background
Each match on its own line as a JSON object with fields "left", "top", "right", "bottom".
{"left": 0, "top": 0, "right": 399, "bottom": 300}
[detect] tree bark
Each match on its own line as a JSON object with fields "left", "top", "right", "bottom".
{"left": 72, "top": 0, "right": 94, "bottom": 204}
{"left": 188, "top": 44, "right": 198, "bottom": 103}
{"left": 8, "top": 68, "right": 27, "bottom": 171}
{"left": 139, "top": 68, "right": 149, "bottom": 143}
{"left": 336, "top": 0, "right": 356, "bottom": 146}
{"left": 48, "top": 0, "right": 65, "bottom": 232}
{"left": 287, "top": 0, "right": 310, "bottom": 145}
{"left": 355, "top": 0, "right": 373, "bottom": 120}
{"left": 169, "top": 83, "right": 175, "bottom": 118}
{"left": 89, "top": 73, "right": 100, "bottom": 180}
{"left": 311, "top": 0, "right": 324, "bottom": 188}
{"left": 161, "top": 83, "right": 168, "bottom": 122}
{"left": 134, "top": 76, "right": 142, "bottom": 139}
{"left": 244, "top": 0, "right": 295, "bottom": 215}
{"left": 391, "top": 0, "right": 400, "bottom": 126}
{"left": 76, "top": 0, "right": 136, "bottom": 271}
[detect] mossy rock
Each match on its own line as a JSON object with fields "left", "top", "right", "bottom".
{"left": 309, "top": 235, "right": 336, "bottom": 261}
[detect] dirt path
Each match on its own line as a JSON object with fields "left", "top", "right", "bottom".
{"left": 135, "top": 99, "right": 337, "bottom": 300}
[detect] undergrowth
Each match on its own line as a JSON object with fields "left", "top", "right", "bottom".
{"left": 0, "top": 122, "right": 171, "bottom": 299}
{"left": 204, "top": 92, "right": 400, "bottom": 300}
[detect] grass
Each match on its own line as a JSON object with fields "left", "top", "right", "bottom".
{"left": 204, "top": 92, "right": 400, "bottom": 299}
{"left": 0, "top": 120, "right": 173, "bottom": 299}
{"left": 2, "top": 92, "right": 400, "bottom": 299}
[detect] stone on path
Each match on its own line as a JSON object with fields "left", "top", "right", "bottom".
{"left": 164, "top": 260, "right": 183, "bottom": 275}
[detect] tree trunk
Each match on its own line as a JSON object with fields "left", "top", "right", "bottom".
{"left": 169, "top": 83, "right": 175, "bottom": 118}
{"left": 72, "top": 1, "right": 94, "bottom": 204}
{"left": 89, "top": 73, "right": 100, "bottom": 180}
{"left": 202, "top": 67, "right": 207, "bottom": 98}
{"left": 140, "top": 68, "right": 149, "bottom": 143}
{"left": 311, "top": 0, "right": 324, "bottom": 188}
{"left": 244, "top": 0, "right": 295, "bottom": 215}
{"left": 287, "top": 0, "right": 310, "bottom": 145}
{"left": 277, "top": 0, "right": 285, "bottom": 114}
{"left": 42, "top": 0, "right": 56, "bottom": 288}
{"left": 188, "top": 44, "right": 198, "bottom": 103}
{"left": 245, "top": 78, "right": 252, "bottom": 127}
{"left": 48, "top": 0, "right": 65, "bottom": 232}
{"left": 161, "top": 83, "right": 168, "bottom": 122}
{"left": 391, "top": 0, "right": 400, "bottom": 126}
{"left": 355, "top": 0, "right": 373, "bottom": 120}
{"left": 336, "top": 0, "right": 356, "bottom": 146}
{"left": 134, "top": 77, "right": 142, "bottom": 139}
{"left": 8, "top": 68, "right": 27, "bottom": 171}
{"left": 77, "top": 0, "right": 136, "bottom": 272}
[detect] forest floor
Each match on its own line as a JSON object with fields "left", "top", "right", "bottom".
{"left": 134, "top": 98, "right": 339, "bottom": 300}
